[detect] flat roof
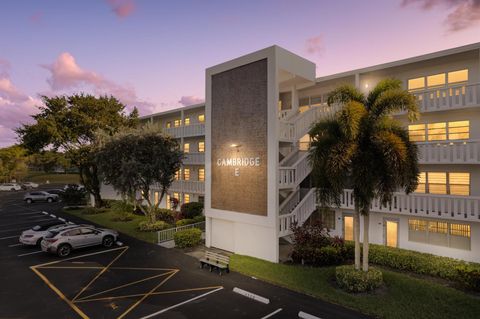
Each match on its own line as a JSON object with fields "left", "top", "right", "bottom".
{"left": 140, "top": 102, "right": 205, "bottom": 120}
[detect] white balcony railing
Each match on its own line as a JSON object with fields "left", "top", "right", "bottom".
{"left": 164, "top": 123, "right": 205, "bottom": 138}
{"left": 169, "top": 180, "right": 205, "bottom": 194}
{"left": 410, "top": 82, "right": 479, "bottom": 113}
{"left": 278, "top": 151, "right": 310, "bottom": 189}
{"left": 417, "top": 140, "right": 480, "bottom": 164}
{"left": 183, "top": 152, "right": 205, "bottom": 165}
{"left": 278, "top": 188, "right": 316, "bottom": 237}
{"left": 340, "top": 189, "right": 480, "bottom": 222}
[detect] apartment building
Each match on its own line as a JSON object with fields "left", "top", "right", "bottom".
{"left": 105, "top": 43, "right": 480, "bottom": 263}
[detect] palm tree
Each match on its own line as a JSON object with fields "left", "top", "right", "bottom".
{"left": 308, "top": 79, "right": 420, "bottom": 271}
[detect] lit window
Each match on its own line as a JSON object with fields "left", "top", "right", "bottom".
{"left": 166, "top": 122, "right": 171, "bottom": 128}
{"left": 409, "top": 219, "right": 427, "bottom": 232}
{"left": 184, "top": 143, "right": 190, "bottom": 153}
{"left": 166, "top": 194, "right": 171, "bottom": 209}
{"left": 184, "top": 117, "right": 190, "bottom": 126}
{"left": 154, "top": 191, "right": 160, "bottom": 205}
{"left": 198, "top": 114, "right": 205, "bottom": 122}
{"left": 449, "top": 173, "right": 470, "bottom": 196}
{"left": 198, "top": 141, "right": 205, "bottom": 153}
{"left": 321, "top": 209, "right": 336, "bottom": 230}
{"left": 175, "top": 169, "right": 181, "bottom": 181}
{"left": 343, "top": 216, "right": 353, "bottom": 241}
{"left": 184, "top": 194, "right": 190, "bottom": 204}
{"left": 450, "top": 223, "right": 470, "bottom": 238}
{"left": 427, "top": 122, "right": 447, "bottom": 141}
{"left": 415, "top": 172, "right": 426, "bottom": 193}
{"left": 427, "top": 73, "right": 445, "bottom": 88}
{"left": 409, "top": 219, "right": 471, "bottom": 250}
{"left": 428, "top": 172, "right": 447, "bottom": 194}
{"left": 184, "top": 168, "right": 190, "bottom": 181}
{"left": 198, "top": 168, "right": 205, "bottom": 182}
{"left": 174, "top": 119, "right": 181, "bottom": 127}
{"left": 408, "top": 77, "right": 425, "bottom": 91}
{"left": 448, "top": 121, "right": 469, "bottom": 140}
{"left": 428, "top": 221, "right": 448, "bottom": 234}
{"left": 448, "top": 69, "right": 468, "bottom": 84}
{"left": 408, "top": 124, "right": 426, "bottom": 142}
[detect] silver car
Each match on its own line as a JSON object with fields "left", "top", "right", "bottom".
{"left": 19, "top": 221, "right": 70, "bottom": 246}
{"left": 41, "top": 226, "right": 119, "bottom": 257}
{"left": 24, "top": 191, "right": 60, "bottom": 203}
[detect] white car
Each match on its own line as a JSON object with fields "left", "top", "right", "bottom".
{"left": 22, "top": 182, "right": 39, "bottom": 189}
{"left": 19, "top": 221, "right": 71, "bottom": 246}
{"left": 0, "top": 183, "right": 22, "bottom": 191}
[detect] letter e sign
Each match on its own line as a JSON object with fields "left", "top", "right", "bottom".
{"left": 234, "top": 168, "right": 240, "bottom": 177}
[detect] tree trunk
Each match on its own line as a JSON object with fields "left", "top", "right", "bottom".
{"left": 362, "top": 213, "right": 370, "bottom": 272}
{"left": 354, "top": 210, "right": 361, "bottom": 270}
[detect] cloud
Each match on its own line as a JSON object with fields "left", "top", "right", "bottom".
{"left": 178, "top": 96, "right": 204, "bottom": 106}
{"left": 106, "top": 0, "right": 135, "bottom": 18}
{"left": 29, "top": 11, "right": 43, "bottom": 24}
{"left": 305, "top": 35, "right": 324, "bottom": 55}
{"left": 401, "top": 0, "right": 480, "bottom": 32}
{"left": 42, "top": 52, "right": 154, "bottom": 114}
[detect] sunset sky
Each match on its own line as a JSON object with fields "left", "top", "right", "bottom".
{"left": 1, "top": 0, "right": 479, "bottom": 146}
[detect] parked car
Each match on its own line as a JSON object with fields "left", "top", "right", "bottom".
{"left": 45, "top": 189, "right": 65, "bottom": 195}
{"left": 24, "top": 191, "right": 60, "bottom": 203}
{"left": 64, "top": 184, "right": 85, "bottom": 191}
{"left": 41, "top": 226, "right": 119, "bottom": 257}
{"left": 19, "top": 221, "right": 71, "bottom": 246}
{"left": 22, "top": 182, "right": 39, "bottom": 189}
{"left": 0, "top": 183, "right": 22, "bottom": 191}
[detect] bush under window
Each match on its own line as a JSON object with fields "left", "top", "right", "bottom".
{"left": 174, "top": 228, "right": 202, "bottom": 248}
{"left": 138, "top": 221, "right": 169, "bottom": 232}
{"left": 180, "top": 202, "right": 204, "bottom": 219}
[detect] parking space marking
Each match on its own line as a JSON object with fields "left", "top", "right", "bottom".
{"left": 8, "top": 243, "right": 22, "bottom": 247}
{"left": 261, "top": 308, "right": 283, "bottom": 319}
{"left": 49, "top": 214, "right": 56, "bottom": 218}
{"left": 0, "top": 218, "right": 55, "bottom": 229}
{"left": 18, "top": 250, "right": 44, "bottom": 257}
{"left": 140, "top": 286, "right": 224, "bottom": 319}
{"left": 34, "top": 246, "right": 128, "bottom": 268}
{"left": 233, "top": 287, "right": 270, "bottom": 304}
{"left": 0, "top": 235, "right": 19, "bottom": 240}
{"left": 0, "top": 211, "right": 43, "bottom": 217}
{"left": 299, "top": 311, "right": 322, "bottom": 319}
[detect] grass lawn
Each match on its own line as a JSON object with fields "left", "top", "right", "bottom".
{"left": 27, "top": 173, "right": 80, "bottom": 184}
{"left": 63, "top": 208, "right": 157, "bottom": 243}
{"left": 231, "top": 255, "right": 480, "bottom": 319}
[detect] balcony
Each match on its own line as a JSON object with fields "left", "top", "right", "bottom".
{"left": 340, "top": 189, "right": 480, "bottom": 222}
{"left": 164, "top": 123, "right": 205, "bottom": 138}
{"left": 417, "top": 140, "right": 480, "bottom": 164}
{"left": 183, "top": 152, "right": 205, "bottom": 165}
{"left": 169, "top": 180, "right": 205, "bottom": 194}
{"left": 410, "top": 82, "right": 479, "bottom": 113}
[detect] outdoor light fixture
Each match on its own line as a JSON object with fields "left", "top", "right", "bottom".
{"left": 230, "top": 143, "right": 241, "bottom": 148}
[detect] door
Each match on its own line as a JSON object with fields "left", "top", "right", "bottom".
{"left": 343, "top": 215, "right": 354, "bottom": 241}
{"left": 80, "top": 228, "right": 102, "bottom": 246}
{"left": 385, "top": 220, "right": 398, "bottom": 248}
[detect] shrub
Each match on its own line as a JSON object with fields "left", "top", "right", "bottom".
{"left": 174, "top": 228, "right": 202, "bottom": 248}
{"left": 138, "top": 221, "right": 168, "bottom": 232}
{"left": 193, "top": 215, "right": 205, "bottom": 223}
{"left": 82, "top": 207, "right": 108, "bottom": 215}
{"left": 180, "top": 202, "right": 204, "bottom": 219}
{"left": 456, "top": 267, "right": 480, "bottom": 291}
{"left": 155, "top": 208, "right": 175, "bottom": 224}
{"left": 111, "top": 200, "right": 134, "bottom": 214}
{"left": 335, "top": 265, "right": 383, "bottom": 293}
{"left": 61, "top": 185, "right": 87, "bottom": 205}
{"left": 176, "top": 219, "right": 195, "bottom": 227}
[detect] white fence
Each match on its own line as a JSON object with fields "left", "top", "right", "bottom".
{"left": 417, "top": 140, "right": 480, "bottom": 164}
{"left": 157, "top": 221, "right": 206, "bottom": 243}
{"left": 164, "top": 123, "right": 205, "bottom": 138}
{"left": 411, "top": 82, "right": 479, "bottom": 113}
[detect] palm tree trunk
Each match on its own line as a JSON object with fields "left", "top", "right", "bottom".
{"left": 354, "top": 210, "right": 361, "bottom": 270}
{"left": 362, "top": 213, "right": 370, "bottom": 272}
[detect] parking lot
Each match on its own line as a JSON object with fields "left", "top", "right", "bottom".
{"left": 0, "top": 186, "right": 367, "bottom": 319}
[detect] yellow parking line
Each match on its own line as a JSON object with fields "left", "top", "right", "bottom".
{"left": 75, "top": 271, "right": 176, "bottom": 301}
{"left": 35, "top": 246, "right": 129, "bottom": 268}
{"left": 39, "top": 266, "right": 104, "bottom": 269}
{"left": 117, "top": 270, "right": 179, "bottom": 319}
{"left": 31, "top": 266, "right": 89, "bottom": 319}
{"left": 74, "top": 285, "right": 224, "bottom": 304}
{"left": 72, "top": 247, "right": 129, "bottom": 301}
{"left": 110, "top": 267, "right": 179, "bottom": 271}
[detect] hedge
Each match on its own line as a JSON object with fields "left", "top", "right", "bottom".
{"left": 176, "top": 218, "right": 196, "bottom": 227}
{"left": 138, "top": 221, "right": 169, "bottom": 232}
{"left": 174, "top": 228, "right": 202, "bottom": 248}
{"left": 335, "top": 265, "right": 383, "bottom": 293}
{"left": 180, "top": 202, "right": 204, "bottom": 219}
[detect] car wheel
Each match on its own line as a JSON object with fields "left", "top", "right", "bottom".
{"left": 102, "top": 235, "right": 114, "bottom": 248}
{"left": 26, "top": 198, "right": 32, "bottom": 204}
{"left": 57, "top": 244, "right": 71, "bottom": 257}
{"left": 11, "top": 188, "right": 15, "bottom": 191}
{"left": 36, "top": 238, "right": 43, "bottom": 246}
{"left": 47, "top": 197, "right": 53, "bottom": 203}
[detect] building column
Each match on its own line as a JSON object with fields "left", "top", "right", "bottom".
{"left": 291, "top": 85, "right": 299, "bottom": 113}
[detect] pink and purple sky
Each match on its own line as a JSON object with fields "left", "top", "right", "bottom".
{"left": 1, "top": 0, "right": 479, "bottom": 147}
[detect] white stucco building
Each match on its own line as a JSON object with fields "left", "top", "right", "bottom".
{"left": 104, "top": 43, "right": 480, "bottom": 263}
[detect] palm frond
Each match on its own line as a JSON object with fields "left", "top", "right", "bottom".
{"left": 366, "top": 78, "right": 402, "bottom": 107}
{"left": 337, "top": 101, "right": 367, "bottom": 139}
{"left": 327, "top": 84, "right": 365, "bottom": 106}
{"left": 371, "top": 89, "right": 419, "bottom": 121}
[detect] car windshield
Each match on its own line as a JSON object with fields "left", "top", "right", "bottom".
{"left": 32, "top": 225, "right": 42, "bottom": 231}
{"left": 44, "top": 231, "right": 59, "bottom": 238}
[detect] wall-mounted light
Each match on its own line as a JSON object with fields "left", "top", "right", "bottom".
{"left": 230, "top": 143, "right": 241, "bottom": 152}
{"left": 365, "top": 83, "right": 369, "bottom": 89}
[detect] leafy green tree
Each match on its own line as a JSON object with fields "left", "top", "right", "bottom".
{"left": 28, "top": 151, "right": 71, "bottom": 173}
{"left": 95, "top": 124, "right": 183, "bottom": 223}
{"left": 0, "top": 145, "right": 28, "bottom": 182}
{"left": 308, "top": 79, "right": 419, "bottom": 271}
{"left": 16, "top": 94, "right": 138, "bottom": 206}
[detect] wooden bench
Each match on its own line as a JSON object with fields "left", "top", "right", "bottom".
{"left": 200, "top": 251, "right": 230, "bottom": 275}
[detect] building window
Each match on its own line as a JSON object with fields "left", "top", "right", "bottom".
{"left": 175, "top": 169, "right": 181, "bottom": 181}
{"left": 427, "top": 122, "right": 447, "bottom": 141}
{"left": 426, "top": 73, "right": 446, "bottom": 88}
{"left": 416, "top": 172, "right": 426, "bottom": 193}
{"left": 198, "top": 141, "right": 205, "bottom": 153}
{"left": 408, "top": 218, "right": 470, "bottom": 250}
{"left": 415, "top": 172, "right": 470, "bottom": 196}
{"left": 198, "top": 114, "right": 205, "bottom": 122}
{"left": 166, "top": 122, "right": 171, "bottom": 128}
{"left": 449, "top": 172, "right": 470, "bottom": 196}
{"left": 428, "top": 172, "right": 447, "bottom": 194}
{"left": 184, "top": 117, "right": 190, "bottom": 126}
{"left": 184, "top": 168, "right": 190, "bottom": 181}
{"left": 184, "top": 143, "right": 190, "bottom": 153}
{"left": 198, "top": 168, "right": 205, "bottom": 182}
{"left": 184, "top": 194, "right": 190, "bottom": 204}
{"left": 448, "top": 69, "right": 468, "bottom": 84}
{"left": 408, "top": 124, "right": 426, "bottom": 142}
{"left": 173, "top": 192, "right": 180, "bottom": 201}
{"left": 408, "top": 77, "right": 425, "bottom": 91}
{"left": 322, "top": 209, "right": 336, "bottom": 230}
{"left": 174, "top": 119, "right": 181, "bottom": 127}
{"left": 199, "top": 196, "right": 204, "bottom": 203}
{"left": 154, "top": 191, "right": 160, "bottom": 205}
{"left": 448, "top": 121, "right": 469, "bottom": 140}
{"left": 166, "top": 194, "right": 171, "bottom": 209}
{"left": 343, "top": 215, "right": 353, "bottom": 241}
